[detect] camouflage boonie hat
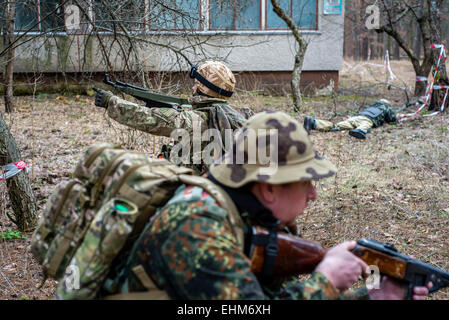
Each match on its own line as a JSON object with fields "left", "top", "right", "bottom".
{"left": 194, "top": 61, "right": 236, "bottom": 99}
{"left": 209, "top": 111, "right": 337, "bottom": 188}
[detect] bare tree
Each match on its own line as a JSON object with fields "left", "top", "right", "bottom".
{"left": 0, "top": 0, "right": 251, "bottom": 231}
{"left": 68, "top": 0, "right": 241, "bottom": 91}
{"left": 1, "top": 0, "right": 16, "bottom": 113}
{"left": 0, "top": 113, "right": 37, "bottom": 231}
{"left": 270, "top": 0, "right": 308, "bottom": 113}
{"left": 376, "top": 0, "right": 448, "bottom": 97}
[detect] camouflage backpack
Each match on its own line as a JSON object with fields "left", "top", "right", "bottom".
{"left": 31, "top": 142, "right": 243, "bottom": 299}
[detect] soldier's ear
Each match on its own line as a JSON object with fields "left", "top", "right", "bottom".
{"left": 254, "top": 182, "right": 277, "bottom": 204}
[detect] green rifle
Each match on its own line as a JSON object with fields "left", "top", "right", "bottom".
{"left": 102, "top": 73, "right": 190, "bottom": 109}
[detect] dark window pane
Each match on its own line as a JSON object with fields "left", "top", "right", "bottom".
{"left": 211, "top": 0, "right": 260, "bottom": 30}
{"left": 175, "top": 0, "right": 200, "bottom": 30}
{"left": 40, "top": 0, "right": 65, "bottom": 31}
{"left": 266, "top": 0, "right": 290, "bottom": 29}
{"left": 293, "top": 0, "right": 317, "bottom": 29}
{"left": 148, "top": 0, "right": 175, "bottom": 30}
{"left": 236, "top": 0, "right": 260, "bottom": 29}
{"left": 267, "top": 0, "right": 317, "bottom": 30}
{"left": 94, "top": 0, "right": 145, "bottom": 31}
{"left": 148, "top": 1, "right": 200, "bottom": 30}
{"left": 15, "top": 1, "right": 39, "bottom": 31}
{"left": 94, "top": 0, "right": 114, "bottom": 30}
{"left": 210, "top": 0, "right": 234, "bottom": 30}
{"left": 119, "top": 0, "right": 146, "bottom": 31}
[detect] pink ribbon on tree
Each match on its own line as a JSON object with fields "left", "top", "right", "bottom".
{"left": 0, "top": 161, "right": 29, "bottom": 181}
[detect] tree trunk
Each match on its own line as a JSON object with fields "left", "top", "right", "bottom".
{"left": 393, "top": 42, "right": 400, "bottom": 60}
{"left": 2, "top": 0, "right": 16, "bottom": 113}
{"left": 414, "top": 0, "right": 425, "bottom": 59}
{"left": 270, "top": 0, "right": 308, "bottom": 112}
{"left": 427, "top": 0, "right": 447, "bottom": 109}
{"left": 428, "top": 0, "right": 447, "bottom": 80}
{"left": 0, "top": 114, "right": 37, "bottom": 231}
{"left": 362, "top": 37, "right": 369, "bottom": 61}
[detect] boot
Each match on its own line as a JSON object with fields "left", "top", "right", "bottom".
{"left": 303, "top": 116, "right": 316, "bottom": 135}
{"left": 348, "top": 129, "right": 367, "bottom": 139}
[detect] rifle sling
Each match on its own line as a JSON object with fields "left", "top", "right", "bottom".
{"left": 252, "top": 227, "right": 278, "bottom": 279}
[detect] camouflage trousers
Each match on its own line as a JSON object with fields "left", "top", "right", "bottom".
{"left": 315, "top": 116, "right": 373, "bottom": 133}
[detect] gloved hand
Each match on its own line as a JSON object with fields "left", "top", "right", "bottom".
{"left": 93, "top": 88, "right": 113, "bottom": 108}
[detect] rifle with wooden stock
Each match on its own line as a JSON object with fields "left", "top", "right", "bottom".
{"left": 249, "top": 226, "right": 449, "bottom": 299}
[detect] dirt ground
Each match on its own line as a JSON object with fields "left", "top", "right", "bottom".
{"left": 0, "top": 59, "right": 448, "bottom": 300}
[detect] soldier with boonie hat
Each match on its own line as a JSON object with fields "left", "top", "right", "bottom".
{"left": 120, "top": 110, "right": 431, "bottom": 300}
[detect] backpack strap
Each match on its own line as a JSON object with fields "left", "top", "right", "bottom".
{"left": 103, "top": 265, "right": 170, "bottom": 300}
{"left": 105, "top": 173, "right": 244, "bottom": 300}
{"left": 178, "top": 174, "right": 245, "bottom": 251}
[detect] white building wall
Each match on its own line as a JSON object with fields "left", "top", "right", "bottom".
{"left": 10, "top": 0, "right": 344, "bottom": 74}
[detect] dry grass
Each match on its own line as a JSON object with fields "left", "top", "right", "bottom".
{"left": 0, "top": 59, "right": 448, "bottom": 300}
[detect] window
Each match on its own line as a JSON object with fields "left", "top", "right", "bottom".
{"left": 10, "top": 0, "right": 319, "bottom": 34}
{"left": 210, "top": 0, "right": 261, "bottom": 30}
{"left": 15, "top": 1, "right": 39, "bottom": 31}
{"left": 148, "top": 0, "right": 201, "bottom": 30}
{"left": 40, "top": 0, "right": 65, "bottom": 31}
{"left": 94, "top": 0, "right": 146, "bottom": 31}
{"left": 14, "top": 0, "right": 64, "bottom": 31}
{"left": 267, "top": 0, "right": 317, "bottom": 30}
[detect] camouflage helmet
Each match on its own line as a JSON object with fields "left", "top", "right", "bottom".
{"left": 209, "top": 111, "right": 337, "bottom": 188}
{"left": 190, "top": 60, "right": 236, "bottom": 99}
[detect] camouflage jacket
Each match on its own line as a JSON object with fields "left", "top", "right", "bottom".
{"left": 357, "top": 101, "right": 397, "bottom": 128}
{"left": 107, "top": 95, "right": 252, "bottom": 137}
{"left": 120, "top": 182, "right": 370, "bottom": 300}
{"left": 106, "top": 95, "right": 253, "bottom": 174}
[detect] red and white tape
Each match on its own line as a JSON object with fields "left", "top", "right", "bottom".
{"left": 416, "top": 76, "right": 428, "bottom": 82}
{"left": 0, "top": 161, "right": 28, "bottom": 182}
{"left": 433, "top": 85, "right": 449, "bottom": 90}
{"left": 406, "top": 44, "right": 447, "bottom": 119}
{"left": 440, "top": 88, "right": 449, "bottom": 112}
{"left": 384, "top": 50, "right": 397, "bottom": 80}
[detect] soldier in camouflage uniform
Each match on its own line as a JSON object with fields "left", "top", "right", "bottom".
{"left": 303, "top": 99, "right": 397, "bottom": 139}
{"left": 116, "top": 111, "right": 431, "bottom": 300}
{"left": 94, "top": 61, "right": 253, "bottom": 174}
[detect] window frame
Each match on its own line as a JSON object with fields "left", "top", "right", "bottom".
{"left": 10, "top": 0, "right": 321, "bottom": 35}
{"left": 13, "top": 0, "right": 66, "bottom": 32}
{"left": 14, "top": 0, "right": 39, "bottom": 31}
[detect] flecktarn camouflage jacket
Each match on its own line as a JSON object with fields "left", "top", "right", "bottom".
{"left": 120, "top": 184, "right": 370, "bottom": 300}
